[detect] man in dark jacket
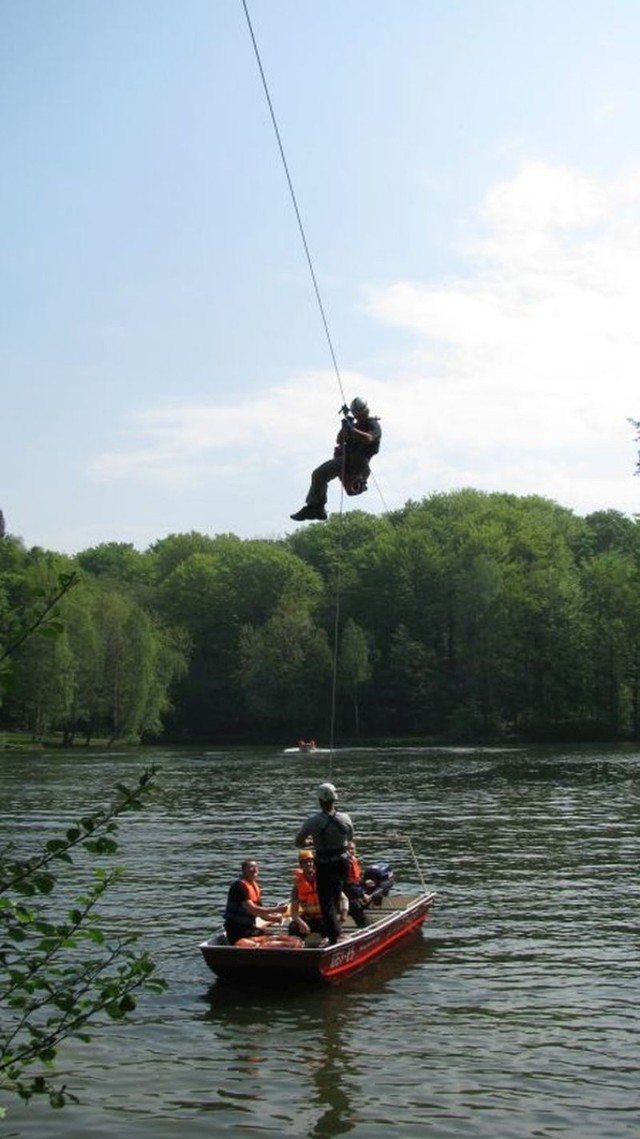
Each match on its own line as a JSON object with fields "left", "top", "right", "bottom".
{"left": 295, "top": 782, "right": 354, "bottom": 944}
{"left": 290, "top": 397, "right": 381, "bottom": 522}
{"left": 223, "top": 859, "right": 286, "bottom": 945}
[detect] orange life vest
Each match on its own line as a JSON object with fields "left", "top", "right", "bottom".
{"left": 295, "top": 869, "right": 322, "bottom": 918}
{"left": 241, "top": 877, "right": 261, "bottom": 906}
{"left": 233, "top": 935, "right": 304, "bottom": 950}
{"left": 259, "top": 935, "right": 304, "bottom": 950}
{"left": 224, "top": 876, "right": 261, "bottom": 927}
{"left": 347, "top": 854, "right": 362, "bottom": 885}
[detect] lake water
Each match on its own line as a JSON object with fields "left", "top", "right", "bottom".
{"left": 1, "top": 743, "right": 639, "bottom": 1137}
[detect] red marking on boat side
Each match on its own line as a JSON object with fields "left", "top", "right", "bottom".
{"left": 321, "top": 911, "right": 429, "bottom": 980}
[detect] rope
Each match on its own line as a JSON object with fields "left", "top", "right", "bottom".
{"left": 241, "top": 2, "right": 387, "bottom": 766}
{"left": 326, "top": 470, "right": 348, "bottom": 776}
{"left": 241, "top": 0, "right": 346, "bottom": 408}
{"left": 367, "top": 468, "right": 390, "bottom": 515}
{"left": 241, "top": 0, "right": 351, "bottom": 765}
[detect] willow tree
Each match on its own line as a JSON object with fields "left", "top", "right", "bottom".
{"left": 159, "top": 542, "right": 325, "bottom": 738}
{"left": 338, "top": 618, "right": 373, "bottom": 734}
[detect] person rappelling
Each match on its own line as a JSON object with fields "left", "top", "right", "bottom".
{"left": 290, "top": 397, "right": 382, "bottom": 522}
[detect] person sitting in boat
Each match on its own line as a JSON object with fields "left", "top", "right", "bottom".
{"left": 295, "top": 781, "right": 354, "bottom": 945}
{"left": 290, "top": 397, "right": 381, "bottom": 522}
{"left": 288, "top": 850, "right": 327, "bottom": 940}
{"left": 344, "top": 840, "right": 374, "bottom": 928}
{"left": 223, "top": 859, "right": 286, "bottom": 945}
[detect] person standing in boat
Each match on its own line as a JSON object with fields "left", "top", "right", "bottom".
{"left": 290, "top": 397, "right": 381, "bottom": 522}
{"left": 295, "top": 782, "right": 354, "bottom": 944}
{"left": 223, "top": 859, "right": 286, "bottom": 945}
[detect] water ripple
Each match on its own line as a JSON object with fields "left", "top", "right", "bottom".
{"left": 1, "top": 745, "right": 639, "bottom": 1137}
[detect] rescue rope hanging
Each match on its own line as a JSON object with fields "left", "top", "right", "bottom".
{"left": 241, "top": 0, "right": 351, "bottom": 766}
{"left": 242, "top": 7, "right": 391, "bottom": 508}
{"left": 241, "top": 0, "right": 347, "bottom": 409}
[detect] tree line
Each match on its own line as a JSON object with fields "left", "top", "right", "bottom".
{"left": 2, "top": 489, "right": 640, "bottom": 744}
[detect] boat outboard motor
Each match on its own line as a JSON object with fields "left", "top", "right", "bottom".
{"left": 363, "top": 863, "right": 395, "bottom": 906}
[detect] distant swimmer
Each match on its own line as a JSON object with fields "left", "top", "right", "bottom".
{"left": 290, "top": 397, "right": 381, "bottom": 522}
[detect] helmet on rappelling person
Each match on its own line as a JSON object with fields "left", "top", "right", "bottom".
{"left": 349, "top": 397, "right": 369, "bottom": 416}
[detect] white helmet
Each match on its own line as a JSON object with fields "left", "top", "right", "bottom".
{"left": 317, "top": 781, "right": 338, "bottom": 804}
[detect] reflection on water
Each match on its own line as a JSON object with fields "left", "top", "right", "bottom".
{"left": 200, "top": 936, "right": 435, "bottom": 1138}
{"left": 1, "top": 744, "right": 640, "bottom": 1137}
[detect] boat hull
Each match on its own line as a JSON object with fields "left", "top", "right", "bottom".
{"left": 199, "top": 891, "right": 435, "bottom": 984}
{"left": 283, "top": 746, "right": 332, "bottom": 755}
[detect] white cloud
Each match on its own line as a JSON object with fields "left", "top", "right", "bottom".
{"left": 365, "top": 161, "right": 640, "bottom": 514}
{"left": 91, "top": 372, "right": 374, "bottom": 486}
{"left": 92, "top": 161, "right": 640, "bottom": 521}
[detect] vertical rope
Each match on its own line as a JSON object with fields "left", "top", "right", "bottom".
{"left": 326, "top": 454, "right": 349, "bottom": 778}
{"left": 242, "top": 0, "right": 351, "bottom": 767}
{"left": 241, "top": 0, "right": 347, "bottom": 407}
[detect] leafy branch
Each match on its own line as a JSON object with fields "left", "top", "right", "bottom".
{"left": 0, "top": 571, "right": 80, "bottom": 669}
{"left": 0, "top": 767, "right": 166, "bottom": 1111}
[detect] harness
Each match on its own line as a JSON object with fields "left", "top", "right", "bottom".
{"left": 314, "top": 811, "right": 351, "bottom": 862}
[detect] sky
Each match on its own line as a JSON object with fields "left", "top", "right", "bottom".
{"left": 2, "top": 0, "right": 640, "bottom": 554}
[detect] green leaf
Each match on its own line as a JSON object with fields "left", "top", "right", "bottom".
{"left": 37, "top": 624, "right": 62, "bottom": 639}
{"left": 45, "top": 839, "right": 67, "bottom": 855}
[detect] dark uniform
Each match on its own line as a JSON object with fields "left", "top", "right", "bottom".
{"left": 295, "top": 797, "right": 354, "bottom": 944}
{"left": 307, "top": 414, "right": 381, "bottom": 511}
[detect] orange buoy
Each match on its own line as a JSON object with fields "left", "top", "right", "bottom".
{"left": 258, "top": 935, "right": 304, "bottom": 950}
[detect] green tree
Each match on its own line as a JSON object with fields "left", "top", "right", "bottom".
{"left": 581, "top": 551, "right": 639, "bottom": 736}
{"left": 376, "top": 624, "right": 434, "bottom": 735}
{"left": 584, "top": 509, "right": 637, "bottom": 556}
{"left": 9, "top": 628, "right": 75, "bottom": 742}
{"left": 148, "top": 531, "right": 223, "bottom": 582}
{"left": 90, "top": 588, "right": 187, "bottom": 744}
{"left": 338, "top": 618, "right": 373, "bottom": 734}
{"left": 57, "top": 582, "right": 103, "bottom": 746}
{"left": 159, "top": 543, "right": 324, "bottom": 738}
{"left": 75, "top": 542, "right": 152, "bottom": 587}
{"left": 238, "top": 604, "right": 332, "bottom": 731}
{"left": 1, "top": 563, "right": 80, "bottom": 733}
{"left": 158, "top": 552, "right": 240, "bottom": 737}
{"left": 0, "top": 769, "right": 165, "bottom": 1112}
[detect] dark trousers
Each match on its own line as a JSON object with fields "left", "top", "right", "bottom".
{"left": 306, "top": 458, "right": 342, "bottom": 508}
{"left": 314, "top": 857, "right": 347, "bottom": 943}
{"left": 288, "top": 915, "right": 326, "bottom": 938}
{"left": 224, "top": 920, "right": 256, "bottom": 945}
{"left": 306, "top": 456, "right": 370, "bottom": 507}
{"left": 348, "top": 897, "right": 368, "bottom": 927}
